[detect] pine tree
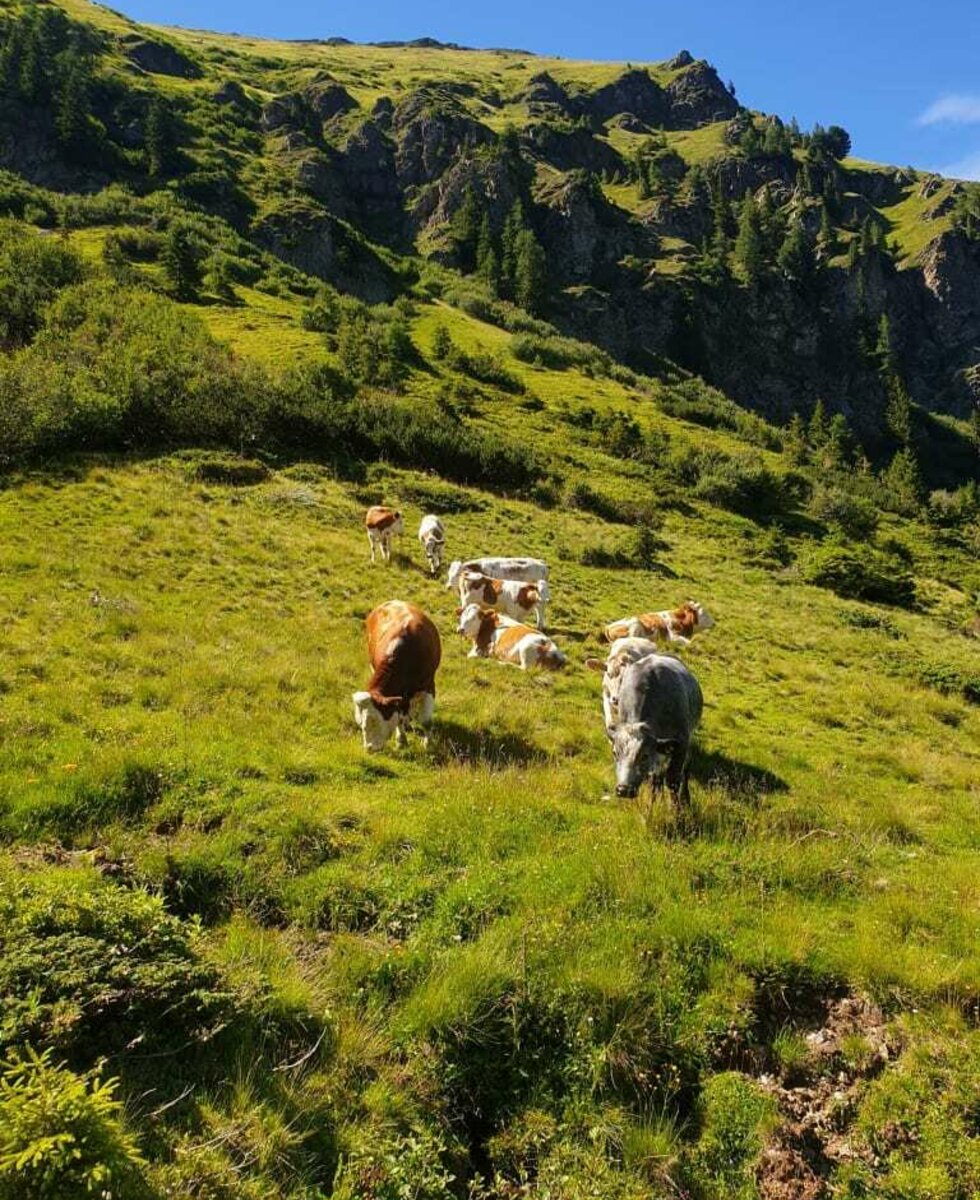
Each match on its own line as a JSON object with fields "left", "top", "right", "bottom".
{"left": 817, "top": 201, "right": 835, "bottom": 257}
{"left": 161, "top": 223, "right": 203, "bottom": 300}
{"left": 475, "top": 213, "right": 500, "bottom": 295}
{"left": 884, "top": 371, "right": 913, "bottom": 445}
{"left": 451, "top": 185, "right": 482, "bottom": 273}
{"left": 785, "top": 412, "right": 808, "bottom": 466}
{"left": 514, "top": 227, "right": 547, "bottom": 314}
{"left": 734, "top": 194, "right": 765, "bottom": 283}
{"left": 808, "top": 398, "right": 829, "bottom": 449}
{"left": 881, "top": 446, "right": 923, "bottom": 515}
{"left": 146, "top": 96, "right": 178, "bottom": 179}
{"left": 54, "top": 54, "right": 91, "bottom": 158}
{"left": 846, "top": 236, "right": 860, "bottom": 272}
{"left": 710, "top": 181, "right": 732, "bottom": 259}
{"left": 823, "top": 413, "right": 853, "bottom": 470}
{"left": 500, "top": 198, "right": 525, "bottom": 298}
{"left": 778, "top": 221, "right": 815, "bottom": 286}
{"left": 431, "top": 323, "right": 451, "bottom": 360}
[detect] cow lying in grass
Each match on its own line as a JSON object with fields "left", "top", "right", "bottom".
{"left": 610, "top": 653, "right": 703, "bottom": 803}
{"left": 457, "top": 570, "right": 547, "bottom": 627}
{"left": 352, "top": 600, "right": 441, "bottom": 751}
{"left": 457, "top": 603, "right": 566, "bottom": 670}
{"left": 446, "top": 557, "right": 550, "bottom": 627}
{"left": 603, "top": 601, "right": 714, "bottom": 646}
{"left": 418, "top": 514, "right": 446, "bottom": 576}
{"left": 365, "top": 506, "right": 404, "bottom": 564}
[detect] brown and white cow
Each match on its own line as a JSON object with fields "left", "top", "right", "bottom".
{"left": 418, "top": 514, "right": 446, "bottom": 576}
{"left": 365, "top": 506, "right": 404, "bottom": 565}
{"left": 352, "top": 600, "right": 441, "bottom": 751}
{"left": 457, "top": 570, "right": 544, "bottom": 626}
{"left": 446, "top": 557, "right": 550, "bottom": 627}
{"left": 457, "top": 603, "right": 566, "bottom": 671}
{"left": 602, "top": 601, "right": 714, "bottom": 647}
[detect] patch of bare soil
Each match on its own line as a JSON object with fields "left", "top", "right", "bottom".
{"left": 756, "top": 995, "right": 899, "bottom": 1200}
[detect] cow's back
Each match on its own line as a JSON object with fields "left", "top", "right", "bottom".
{"left": 366, "top": 601, "right": 441, "bottom": 696}
{"left": 619, "top": 654, "right": 702, "bottom": 741}
{"left": 464, "top": 557, "right": 548, "bottom": 583}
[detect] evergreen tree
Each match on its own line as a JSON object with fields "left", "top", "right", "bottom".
{"left": 778, "top": 220, "right": 815, "bottom": 287}
{"left": 823, "top": 412, "right": 853, "bottom": 470}
{"left": 846, "top": 236, "right": 860, "bottom": 272}
{"left": 54, "top": 54, "right": 92, "bottom": 158}
{"left": 500, "top": 198, "right": 525, "bottom": 298}
{"left": 734, "top": 194, "right": 765, "bottom": 283}
{"left": 785, "top": 412, "right": 808, "bottom": 466}
{"left": 514, "top": 227, "right": 547, "bottom": 314}
{"left": 808, "top": 398, "right": 829, "bottom": 449}
{"left": 161, "top": 222, "right": 203, "bottom": 300}
{"left": 884, "top": 370, "right": 913, "bottom": 445}
{"left": 475, "top": 213, "right": 500, "bottom": 295}
{"left": 431, "top": 323, "right": 452, "bottom": 360}
{"left": 709, "top": 181, "right": 732, "bottom": 259}
{"left": 817, "top": 201, "right": 835, "bottom": 258}
{"left": 881, "top": 446, "right": 923, "bottom": 515}
{"left": 146, "top": 96, "right": 178, "bottom": 179}
{"left": 451, "top": 185, "right": 482, "bottom": 273}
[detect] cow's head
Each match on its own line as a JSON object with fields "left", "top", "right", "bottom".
{"left": 686, "top": 601, "right": 715, "bottom": 631}
{"left": 351, "top": 690, "right": 402, "bottom": 751}
{"left": 456, "top": 602, "right": 488, "bottom": 638}
{"left": 445, "top": 560, "right": 464, "bottom": 590}
{"left": 390, "top": 511, "right": 405, "bottom": 536}
{"left": 611, "top": 721, "right": 661, "bottom": 798}
{"left": 425, "top": 537, "right": 444, "bottom": 573}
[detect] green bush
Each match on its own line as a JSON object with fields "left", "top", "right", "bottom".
{"left": 809, "top": 484, "right": 879, "bottom": 540}
{"left": 694, "top": 455, "right": 792, "bottom": 518}
{"left": 0, "top": 1048, "right": 148, "bottom": 1200}
{"left": 0, "top": 220, "right": 85, "bottom": 348}
{"left": 802, "top": 544, "right": 916, "bottom": 607}
{"left": 510, "top": 332, "right": 613, "bottom": 375}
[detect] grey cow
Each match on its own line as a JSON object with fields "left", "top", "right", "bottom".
{"left": 610, "top": 654, "right": 703, "bottom": 803}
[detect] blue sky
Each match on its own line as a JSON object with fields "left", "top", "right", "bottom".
{"left": 116, "top": 0, "right": 980, "bottom": 178}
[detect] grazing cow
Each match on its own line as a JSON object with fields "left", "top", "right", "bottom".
{"left": 352, "top": 600, "right": 441, "bottom": 751}
{"left": 603, "top": 601, "right": 714, "bottom": 646}
{"left": 365, "top": 506, "right": 404, "bottom": 565}
{"left": 457, "top": 603, "right": 565, "bottom": 671}
{"left": 457, "top": 570, "right": 545, "bottom": 626}
{"left": 585, "top": 636, "right": 661, "bottom": 734}
{"left": 447, "top": 557, "right": 550, "bottom": 627}
{"left": 418, "top": 514, "right": 446, "bottom": 576}
{"left": 610, "top": 654, "right": 703, "bottom": 803}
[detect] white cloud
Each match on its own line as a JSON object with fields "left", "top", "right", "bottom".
{"left": 917, "top": 94, "right": 980, "bottom": 127}
{"left": 938, "top": 149, "right": 980, "bottom": 181}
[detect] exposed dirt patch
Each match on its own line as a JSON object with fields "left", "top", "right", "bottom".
{"left": 756, "top": 995, "right": 899, "bottom": 1200}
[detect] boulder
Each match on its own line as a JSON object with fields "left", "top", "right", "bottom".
{"left": 520, "top": 123, "right": 623, "bottom": 175}
{"left": 581, "top": 69, "right": 668, "bottom": 127}
{"left": 303, "top": 80, "right": 356, "bottom": 121}
{"left": 121, "top": 36, "right": 200, "bottom": 79}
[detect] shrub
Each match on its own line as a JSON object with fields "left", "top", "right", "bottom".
{"left": 694, "top": 455, "right": 791, "bottom": 518}
{"left": 684, "top": 1072, "right": 777, "bottom": 1199}
{"left": 580, "top": 523, "right": 666, "bottom": 570}
{"left": 0, "top": 1049, "right": 148, "bottom": 1200}
{"left": 809, "top": 485, "right": 879, "bottom": 540}
{"left": 510, "top": 332, "right": 612, "bottom": 375}
{"left": 0, "top": 220, "right": 85, "bottom": 348}
{"left": 802, "top": 544, "right": 916, "bottom": 607}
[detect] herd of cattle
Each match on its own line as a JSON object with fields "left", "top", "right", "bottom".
{"left": 354, "top": 507, "right": 715, "bottom": 802}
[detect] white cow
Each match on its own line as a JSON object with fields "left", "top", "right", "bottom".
{"left": 446, "top": 557, "right": 550, "bottom": 627}
{"left": 418, "top": 515, "right": 446, "bottom": 576}
{"left": 457, "top": 603, "right": 566, "bottom": 671}
{"left": 457, "top": 570, "right": 545, "bottom": 626}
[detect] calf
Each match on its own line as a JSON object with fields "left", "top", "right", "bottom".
{"left": 365, "top": 506, "right": 404, "bottom": 565}
{"left": 457, "top": 570, "right": 545, "bottom": 626}
{"left": 603, "top": 600, "right": 714, "bottom": 646}
{"left": 418, "top": 514, "right": 446, "bottom": 576}
{"left": 457, "top": 603, "right": 565, "bottom": 671}
{"left": 611, "top": 654, "right": 703, "bottom": 804}
{"left": 352, "top": 600, "right": 441, "bottom": 751}
{"left": 447, "top": 557, "right": 550, "bottom": 627}
{"left": 585, "top": 636, "right": 661, "bottom": 735}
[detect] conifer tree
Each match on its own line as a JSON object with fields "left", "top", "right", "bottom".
{"left": 884, "top": 371, "right": 913, "bottom": 445}
{"left": 823, "top": 413, "right": 853, "bottom": 470}
{"left": 778, "top": 220, "right": 815, "bottom": 286}
{"left": 808, "top": 398, "right": 828, "bottom": 449}
{"left": 161, "top": 222, "right": 203, "bottom": 300}
{"left": 146, "top": 96, "right": 178, "bottom": 179}
{"left": 514, "top": 227, "right": 547, "bottom": 314}
{"left": 500, "top": 198, "right": 525, "bottom": 298}
{"left": 817, "top": 201, "right": 835, "bottom": 257}
{"left": 734, "top": 194, "right": 765, "bottom": 283}
{"left": 54, "top": 54, "right": 92, "bottom": 158}
{"left": 785, "top": 412, "right": 808, "bottom": 466}
{"left": 451, "top": 185, "right": 482, "bottom": 273}
{"left": 881, "top": 446, "right": 923, "bottom": 515}
{"left": 475, "top": 212, "right": 500, "bottom": 295}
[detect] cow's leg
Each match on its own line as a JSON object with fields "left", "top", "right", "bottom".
{"left": 665, "top": 742, "right": 691, "bottom": 807}
{"left": 413, "top": 692, "right": 435, "bottom": 747}
{"left": 368, "top": 532, "right": 376, "bottom": 563}
{"left": 536, "top": 599, "right": 547, "bottom": 631}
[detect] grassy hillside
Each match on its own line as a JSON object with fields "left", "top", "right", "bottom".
{"left": 0, "top": 2, "right": 980, "bottom": 1196}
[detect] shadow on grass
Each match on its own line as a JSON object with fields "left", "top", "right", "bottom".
{"left": 431, "top": 720, "right": 548, "bottom": 769}
{"left": 691, "top": 746, "right": 788, "bottom": 796}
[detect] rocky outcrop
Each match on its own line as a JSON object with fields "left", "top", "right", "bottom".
{"left": 520, "top": 123, "right": 623, "bottom": 176}
{"left": 392, "top": 88, "right": 493, "bottom": 188}
{"left": 707, "top": 154, "right": 796, "bottom": 200}
{"left": 121, "top": 35, "right": 201, "bottom": 78}
{"left": 918, "top": 230, "right": 980, "bottom": 344}
{"left": 664, "top": 61, "right": 738, "bottom": 127}
{"left": 304, "top": 78, "right": 357, "bottom": 121}
{"left": 667, "top": 49, "right": 695, "bottom": 69}
{"left": 535, "top": 173, "right": 643, "bottom": 284}
{"left": 412, "top": 154, "right": 524, "bottom": 245}
{"left": 521, "top": 72, "right": 575, "bottom": 116}
{"left": 582, "top": 69, "right": 669, "bottom": 127}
